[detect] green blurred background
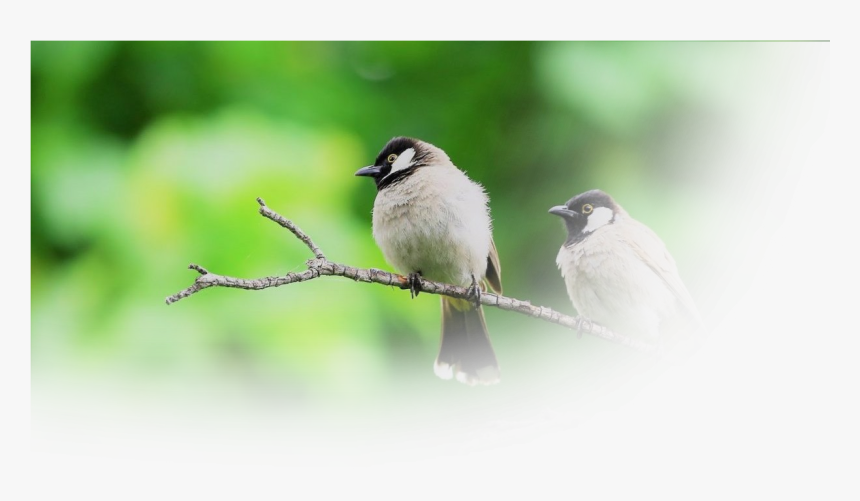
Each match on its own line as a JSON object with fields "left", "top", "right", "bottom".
{"left": 31, "top": 42, "right": 826, "bottom": 435}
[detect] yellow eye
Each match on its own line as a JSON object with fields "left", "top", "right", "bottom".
{"left": 387, "top": 153, "right": 398, "bottom": 163}
{"left": 582, "top": 204, "right": 594, "bottom": 214}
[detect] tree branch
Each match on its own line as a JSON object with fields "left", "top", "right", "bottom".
{"left": 165, "top": 198, "right": 666, "bottom": 357}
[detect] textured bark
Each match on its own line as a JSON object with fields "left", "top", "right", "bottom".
{"left": 165, "top": 198, "right": 666, "bottom": 357}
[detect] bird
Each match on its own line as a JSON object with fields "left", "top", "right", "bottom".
{"left": 549, "top": 189, "right": 701, "bottom": 344}
{"left": 355, "top": 137, "right": 503, "bottom": 385}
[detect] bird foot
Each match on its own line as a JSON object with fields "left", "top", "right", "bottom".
{"left": 408, "top": 272, "right": 423, "bottom": 299}
{"left": 466, "top": 274, "right": 482, "bottom": 308}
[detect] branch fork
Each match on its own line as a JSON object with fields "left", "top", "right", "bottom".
{"left": 166, "top": 198, "right": 666, "bottom": 357}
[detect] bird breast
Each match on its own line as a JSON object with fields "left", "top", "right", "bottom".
{"left": 556, "top": 220, "right": 677, "bottom": 337}
{"left": 371, "top": 166, "right": 492, "bottom": 287}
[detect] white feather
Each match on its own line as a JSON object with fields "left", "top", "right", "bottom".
{"left": 390, "top": 147, "right": 416, "bottom": 173}
{"left": 434, "top": 360, "right": 454, "bottom": 380}
{"left": 582, "top": 206, "right": 613, "bottom": 234}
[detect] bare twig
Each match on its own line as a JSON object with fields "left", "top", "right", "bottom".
{"left": 166, "top": 199, "right": 665, "bottom": 357}
{"left": 256, "top": 197, "right": 325, "bottom": 260}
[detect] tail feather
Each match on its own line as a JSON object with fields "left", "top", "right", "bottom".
{"left": 435, "top": 297, "right": 500, "bottom": 385}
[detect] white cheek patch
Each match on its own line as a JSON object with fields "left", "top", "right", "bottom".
{"left": 390, "top": 147, "right": 416, "bottom": 173}
{"left": 582, "top": 206, "right": 614, "bottom": 233}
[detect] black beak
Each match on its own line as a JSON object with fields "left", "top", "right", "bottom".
{"left": 355, "top": 165, "right": 382, "bottom": 178}
{"left": 548, "top": 205, "right": 578, "bottom": 219}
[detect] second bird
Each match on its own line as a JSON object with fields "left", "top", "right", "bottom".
{"left": 355, "top": 137, "right": 502, "bottom": 385}
{"left": 549, "top": 189, "right": 701, "bottom": 344}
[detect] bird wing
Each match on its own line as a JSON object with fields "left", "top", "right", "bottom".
{"left": 485, "top": 237, "right": 503, "bottom": 294}
{"left": 622, "top": 218, "right": 702, "bottom": 324}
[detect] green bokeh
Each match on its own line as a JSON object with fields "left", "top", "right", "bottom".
{"left": 32, "top": 41, "right": 791, "bottom": 410}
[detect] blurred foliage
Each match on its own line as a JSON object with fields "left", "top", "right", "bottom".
{"left": 32, "top": 42, "right": 808, "bottom": 412}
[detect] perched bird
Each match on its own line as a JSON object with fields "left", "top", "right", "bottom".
{"left": 549, "top": 189, "right": 701, "bottom": 343}
{"left": 355, "top": 137, "right": 503, "bottom": 385}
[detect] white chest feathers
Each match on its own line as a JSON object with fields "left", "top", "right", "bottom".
{"left": 555, "top": 221, "right": 678, "bottom": 339}
{"left": 370, "top": 166, "right": 492, "bottom": 287}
